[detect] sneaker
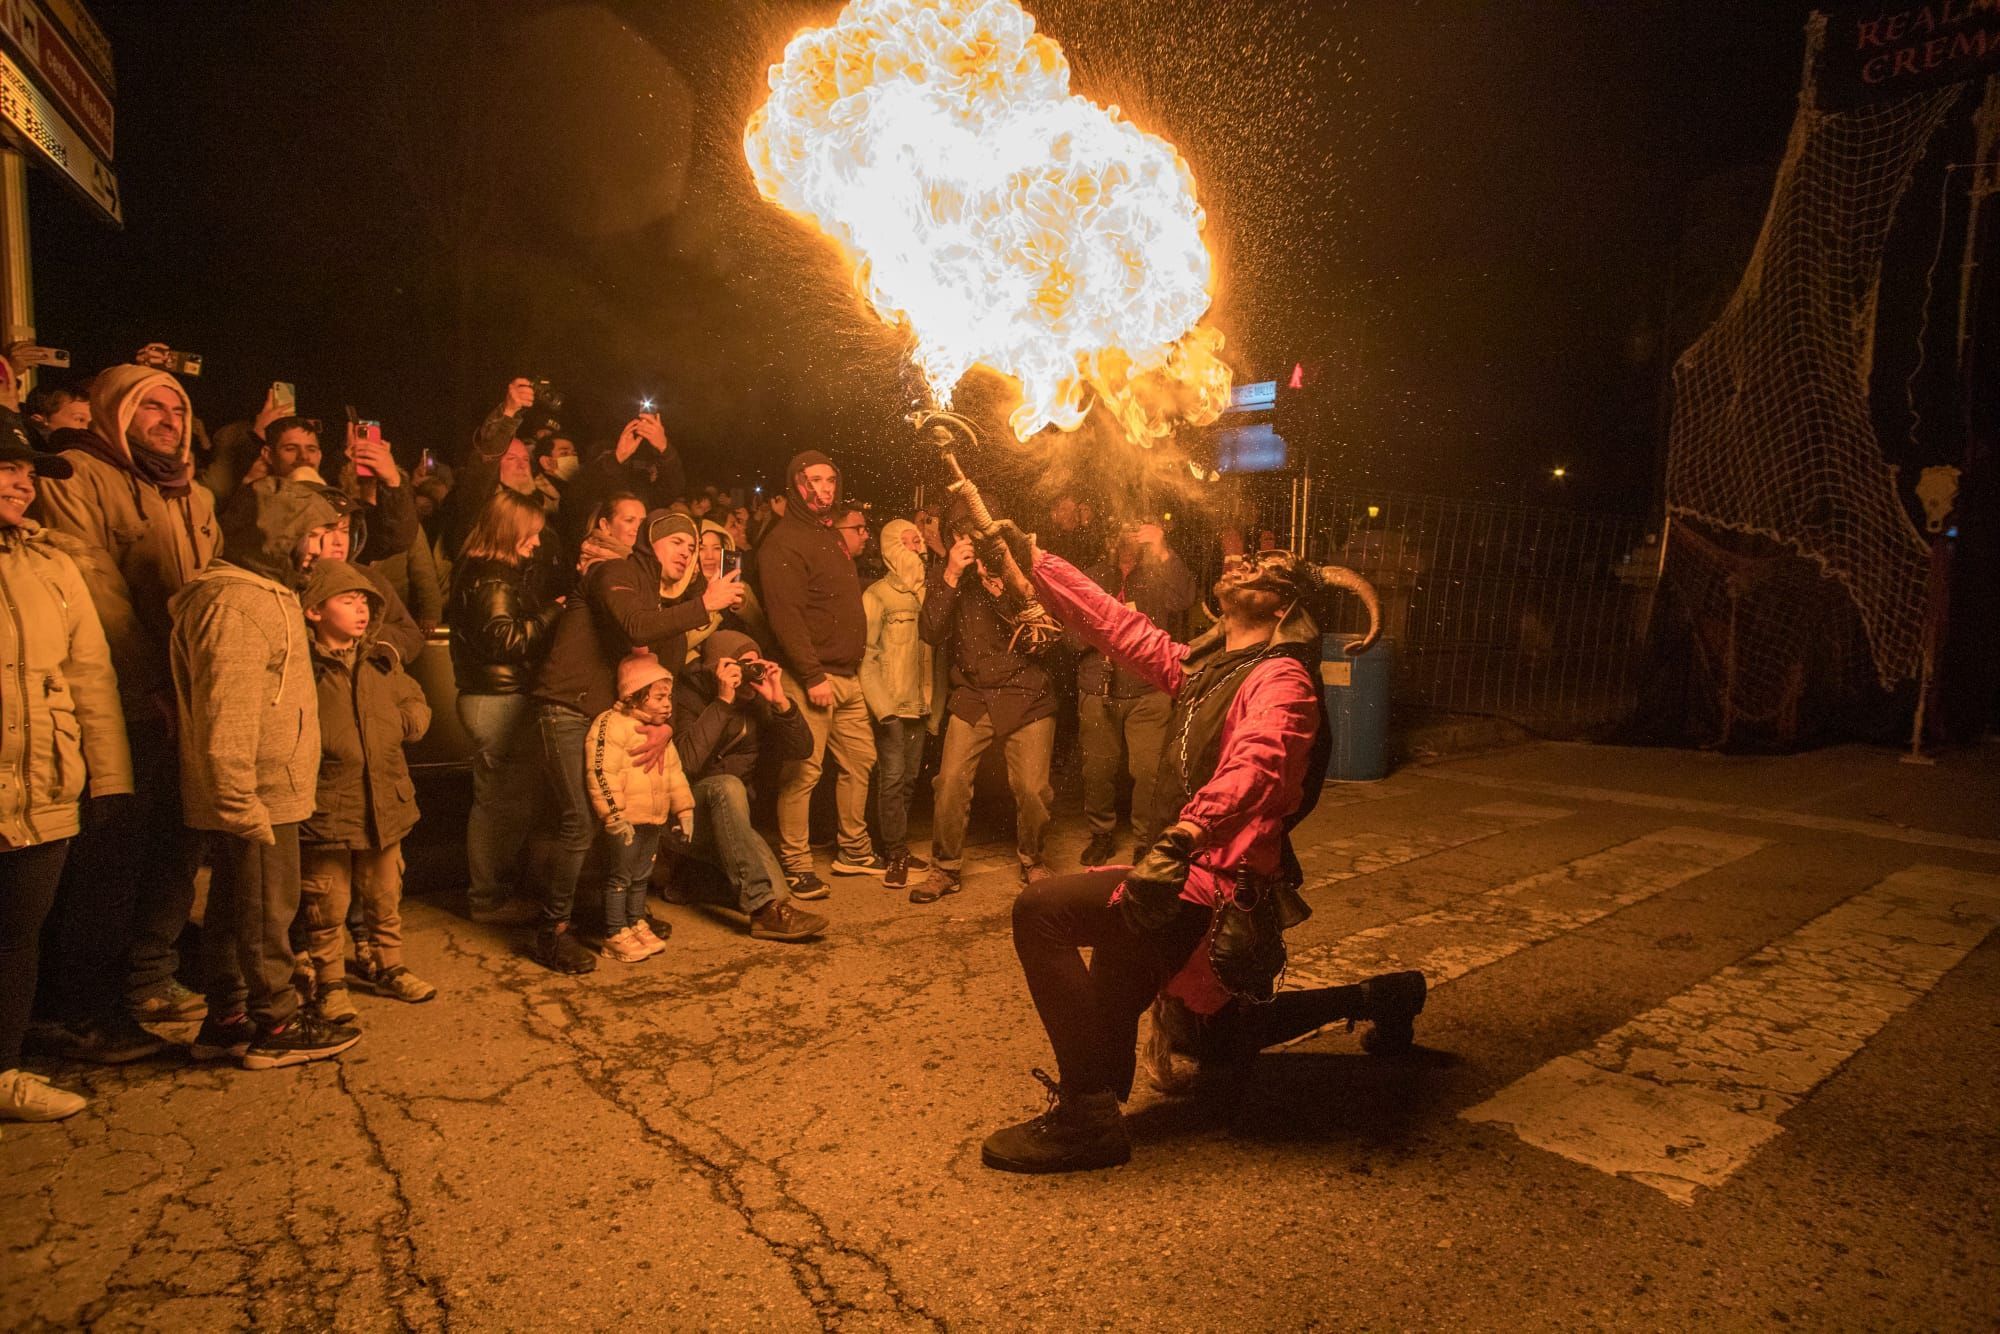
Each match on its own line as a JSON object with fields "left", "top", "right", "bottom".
{"left": 59, "top": 1012, "right": 167, "bottom": 1065}
{"left": 1081, "top": 832, "right": 1119, "bottom": 867}
{"left": 599, "top": 927, "right": 652, "bottom": 963}
{"left": 884, "top": 851, "right": 911, "bottom": 890}
{"left": 127, "top": 979, "right": 206, "bottom": 1022}
{"left": 908, "top": 868, "right": 960, "bottom": 905}
{"left": 372, "top": 966, "right": 438, "bottom": 1003}
{"left": 313, "top": 984, "right": 359, "bottom": 1024}
{"left": 0, "top": 1068, "right": 88, "bottom": 1122}
{"left": 831, "top": 852, "right": 887, "bottom": 877}
{"left": 981, "top": 1069, "right": 1131, "bottom": 1174}
{"left": 532, "top": 924, "right": 598, "bottom": 975}
{"left": 750, "top": 901, "right": 828, "bottom": 942}
{"left": 906, "top": 852, "right": 930, "bottom": 871}
{"left": 1020, "top": 862, "right": 1052, "bottom": 886}
{"left": 470, "top": 900, "right": 541, "bottom": 927}
{"left": 785, "top": 870, "right": 830, "bottom": 901}
{"left": 628, "top": 922, "right": 669, "bottom": 959}
{"left": 642, "top": 913, "right": 675, "bottom": 942}
{"left": 190, "top": 1012, "right": 255, "bottom": 1062}
{"left": 1359, "top": 970, "right": 1427, "bottom": 1055}
{"left": 240, "top": 1012, "right": 361, "bottom": 1070}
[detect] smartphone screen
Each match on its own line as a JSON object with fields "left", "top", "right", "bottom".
{"left": 272, "top": 381, "right": 296, "bottom": 413}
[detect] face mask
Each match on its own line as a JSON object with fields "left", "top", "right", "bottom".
{"left": 549, "top": 455, "right": 581, "bottom": 482}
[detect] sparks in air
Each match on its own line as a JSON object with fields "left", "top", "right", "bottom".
{"left": 744, "top": 0, "right": 1233, "bottom": 445}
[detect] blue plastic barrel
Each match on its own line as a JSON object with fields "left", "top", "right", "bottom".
{"left": 1321, "top": 634, "right": 1392, "bottom": 782}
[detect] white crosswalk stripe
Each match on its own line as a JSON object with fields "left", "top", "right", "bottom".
{"left": 1294, "top": 800, "right": 1574, "bottom": 889}
{"left": 1282, "top": 826, "right": 1768, "bottom": 1007}
{"left": 1461, "top": 864, "right": 2000, "bottom": 1203}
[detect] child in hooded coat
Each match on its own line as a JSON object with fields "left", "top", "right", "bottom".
{"left": 297, "top": 560, "right": 435, "bottom": 1019}
{"left": 586, "top": 651, "right": 694, "bottom": 963}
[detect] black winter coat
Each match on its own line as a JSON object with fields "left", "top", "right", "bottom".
{"left": 672, "top": 659, "right": 813, "bottom": 789}
{"left": 447, "top": 556, "right": 561, "bottom": 694}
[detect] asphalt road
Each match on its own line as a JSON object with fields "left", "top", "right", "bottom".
{"left": 3, "top": 740, "right": 1997, "bottom": 1331}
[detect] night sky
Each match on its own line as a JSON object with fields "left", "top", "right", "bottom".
{"left": 30, "top": 0, "right": 1822, "bottom": 512}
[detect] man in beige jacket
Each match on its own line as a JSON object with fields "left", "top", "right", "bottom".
{"left": 170, "top": 478, "right": 359, "bottom": 1070}
{"left": 31, "top": 365, "right": 219, "bottom": 1058}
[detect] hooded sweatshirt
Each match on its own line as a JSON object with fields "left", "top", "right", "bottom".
{"left": 756, "top": 450, "right": 864, "bottom": 686}
{"left": 32, "top": 365, "right": 220, "bottom": 711}
{"left": 168, "top": 479, "right": 342, "bottom": 843}
{"left": 531, "top": 510, "right": 709, "bottom": 718}
{"left": 859, "top": 518, "right": 934, "bottom": 723}
{"left": 300, "top": 560, "right": 431, "bottom": 850}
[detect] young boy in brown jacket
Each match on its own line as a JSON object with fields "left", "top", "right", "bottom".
{"left": 297, "top": 560, "right": 435, "bottom": 1021}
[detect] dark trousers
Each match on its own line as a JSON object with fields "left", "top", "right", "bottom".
{"left": 1011, "top": 868, "right": 1210, "bottom": 1099}
{"left": 533, "top": 704, "right": 593, "bottom": 927}
{"left": 1, "top": 840, "right": 70, "bottom": 1067}
{"left": 873, "top": 716, "right": 927, "bottom": 857}
{"left": 201, "top": 825, "right": 304, "bottom": 1031}
{"left": 37, "top": 727, "right": 200, "bottom": 1021}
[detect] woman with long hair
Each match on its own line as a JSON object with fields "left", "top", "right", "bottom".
{"left": 446, "top": 488, "right": 559, "bottom": 925}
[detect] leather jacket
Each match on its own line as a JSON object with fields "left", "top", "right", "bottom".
{"left": 447, "top": 556, "right": 561, "bottom": 694}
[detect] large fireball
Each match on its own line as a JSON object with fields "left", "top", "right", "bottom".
{"left": 745, "top": 0, "right": 1232, "bottom": 444}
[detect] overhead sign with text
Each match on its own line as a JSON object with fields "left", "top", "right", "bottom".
{"left": 0, "top": 0, "right": 116, "bottom": 225}
{"left": 1819, "top": 1, "right": 2000, "bottom": 108}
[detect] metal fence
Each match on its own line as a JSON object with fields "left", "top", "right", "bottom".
{"left": 1297, "top": 490, "right": 1662, "bottom": 735}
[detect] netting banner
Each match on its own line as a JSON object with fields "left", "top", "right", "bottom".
{"left": 1666, "top": 14, "right": 1963, "bottom": 689}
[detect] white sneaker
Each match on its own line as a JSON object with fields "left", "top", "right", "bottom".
{"left": 0, "top": 1068, "right": 88, "bottom": 1121}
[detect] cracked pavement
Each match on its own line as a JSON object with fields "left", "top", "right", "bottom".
{"left": 2, "top": 742, "right": 1996, "bottom": 1329}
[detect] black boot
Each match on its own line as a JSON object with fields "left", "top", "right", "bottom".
{"left": 981, "top": 1069, "right": 1131, "bottom": 1174}
{"left": 1359, "top": 970, "right": 1426, "bottom": 1054}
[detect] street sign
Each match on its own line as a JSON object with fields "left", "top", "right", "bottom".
{"left": 0, "top": 44, "right": 115, "bottom": 224}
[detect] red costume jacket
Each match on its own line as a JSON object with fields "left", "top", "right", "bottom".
{"left": 1031, "top": 552, "right": 1322, "bottom": 1013}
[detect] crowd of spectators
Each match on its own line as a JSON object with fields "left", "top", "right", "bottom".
{"left": 0, "top": 346, "right": 1201, "bottom": 1128}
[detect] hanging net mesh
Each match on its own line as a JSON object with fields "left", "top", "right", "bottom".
{"left": 1665, "top": 14, "right": 1962, "bottom": 691}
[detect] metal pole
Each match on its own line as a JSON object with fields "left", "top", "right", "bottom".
{"left": 0, "top": 149, "right": 34, "bottom": 391}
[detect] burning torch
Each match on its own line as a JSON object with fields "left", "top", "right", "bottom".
{"left": 910, "top": 409, "right": 1064, "bottom": 653}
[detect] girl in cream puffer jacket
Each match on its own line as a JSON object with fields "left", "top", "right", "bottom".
{"left": 585, "top": 651, "right": 693, "bottom": 962}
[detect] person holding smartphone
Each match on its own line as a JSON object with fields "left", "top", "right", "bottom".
{"left": 688, "top": 519, "right": 768, "bottom": 659}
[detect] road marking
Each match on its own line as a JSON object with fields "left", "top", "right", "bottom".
{"left": 1294, "top": 800, "right": 1574, "bottom": 890}
{"left": 1461, "top": 864, "right": 2000, "bottom": 1204}
{"left": 1281, "top": 827, "right": 1768, "bottom": 1020}
{"left": 1414, "top": 767, "right": 2000, "bottom": 857}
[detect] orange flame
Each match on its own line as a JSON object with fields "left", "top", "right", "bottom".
{"left": 745, "top": 0, "right": 1232, "bottom": 444}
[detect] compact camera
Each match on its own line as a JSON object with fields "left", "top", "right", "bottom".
{"left": 737, "top": 660, "right": 769, "bottom": 686}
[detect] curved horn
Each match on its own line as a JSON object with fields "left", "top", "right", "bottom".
{"left": 1316, "top": 565, "right": 1382, "bottom": 655}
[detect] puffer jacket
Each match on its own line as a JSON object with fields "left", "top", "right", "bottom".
{"left": 301, "top": 561, "right": 430, "bottom": 850}
{"left": 32, "top": 368, "right": 220, "bottom": 712}
{"left": 169, "top": 479, "right": 342, "bottom": 844}
{"left": 585, "top": 707, "right": 694, "bottom": 830}
{"left": 447, "top": 555, "right": 561, "bottom": 694}
{"left": 0, "top": 520, "right": 134, "bottom": 847}
{"left": 859, "top": 520, "right": 933, "bottom": 723}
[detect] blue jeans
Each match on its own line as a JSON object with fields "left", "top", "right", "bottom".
{"left": 874, "top": 716, "right": 927, "bottom": 857}
{"left": 688, "top": 774, "right": 788, "bottom": 914}
{"left": 459, "top": 692, "right": 539, "bottom": 912}
{"left": 533, "top": 703, "right": 595, "bottom": 926}
{"left": 604, "top": 824, "right": 660, "bottom": 931}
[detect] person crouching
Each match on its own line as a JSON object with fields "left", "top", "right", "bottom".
{"left": 586, "top": 652, "right": 692, "bottom": 963}
{"left": 296, "top": 561, "right": 436, "bottom": 1021}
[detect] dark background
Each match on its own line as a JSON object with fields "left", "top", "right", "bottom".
{"left": 30, "top": 0, "right": 1836, "bottom": 511}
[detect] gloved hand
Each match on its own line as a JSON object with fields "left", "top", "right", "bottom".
{"left": 1118, "top": 821, "right": 1201, "bottom": 933}
{"left": 606, "top": 814, "right": 636, "bottom": 846}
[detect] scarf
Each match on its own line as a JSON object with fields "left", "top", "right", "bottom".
{"left": 577, "top": 531, "right": 633, "bottom": 576}
{"left": 74, "top": 431, "right": 194, "bottom": 498}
